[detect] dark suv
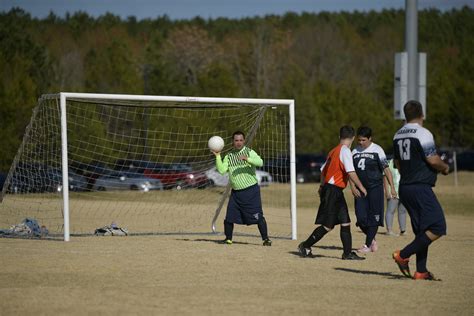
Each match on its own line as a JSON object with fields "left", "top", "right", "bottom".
{"left": 456, "top": 150, "right": 474, "bottom": 171}
{"left": 296, "top": 154, "right": 326, "bottom": 183}
{"left": 262, "top": 153, "right": 327, "bottom": 183}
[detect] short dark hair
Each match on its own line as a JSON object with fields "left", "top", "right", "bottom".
{"left": 232, "top": 130, "right": 245, "bottom": 139}
{"left": 356, "top": 126, "right": 372, "bottom": 138}
{"left": 404, "top": 100, "right": 424, "bottom": 122}
{"left": 339, "top": 125, "right": 355, "bottom": 139}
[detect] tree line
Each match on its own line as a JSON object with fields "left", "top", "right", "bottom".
{"left": 0, "top": 7, "right": 473, "bottom": 171}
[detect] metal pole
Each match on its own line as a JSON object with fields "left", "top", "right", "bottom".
{"left": 406, "top": 0, "right": 418, "bottom": 101}
{"left": 289, "top": 101, "right": 297, "bottom": 240}
{"left": 453, "top": 151, "right": 458, "bottom": 187}
{"left": 60, "top": 93, "right": 70, "bottom": 242}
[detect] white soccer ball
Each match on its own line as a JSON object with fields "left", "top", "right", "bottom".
{"left": 208, "top": 136, "right": 225, "bottom": 152}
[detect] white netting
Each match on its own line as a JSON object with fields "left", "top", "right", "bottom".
{"left": 0, "top": 94, "right": 292, "bottom": 239}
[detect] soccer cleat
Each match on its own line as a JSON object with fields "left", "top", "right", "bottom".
{"left": 297, "top": 242, "right": 312, "bottom": 257}
{"left": 221, "top": 239, "right": 233, "bottom": 245}
{"left": 400, "top": 231, "right": 407, "bottom": 236}
{"left": 341, "top": 251, "right": 366, "bottom": 260}
{"left": 392, "top": 250, "right": 411, "bottom": 278}
{"left": 263, "top": 239, "right": 272, "bottom": 246}
{"left": 413, "top": 271, "right": 440, "bottom": 281}
{"left": 370, "top": 239, "right": 378, "bottom": 252}
{"left": 386, "top": 231, "right": 399, "bottom": 237}
{"left": 357, "top": 245, "right": 371, "bottom": 253}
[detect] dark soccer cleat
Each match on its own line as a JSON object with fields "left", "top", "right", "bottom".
{"left": 263, "top": 239, "right": 272, "bottom": 246}
{"left": 221, "top": 239, "right": 233, "bottom": 245}
{"left": 413, "top": 271, "right": 441, "bottom": 281}
{"left": 341, "top": 251, "right": 366, "bottom": 260}
{"left": 298, "top": 242, "right": 312, "bottom": 257}
{"left": 392, "top": 250, "right": 411, "bottom": 278}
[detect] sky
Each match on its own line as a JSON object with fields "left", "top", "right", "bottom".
{"left": 1, "top": 0, "right": 473, "bottom": 20}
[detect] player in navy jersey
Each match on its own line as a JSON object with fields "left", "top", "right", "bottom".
{"left": 351, "top": 126, "right": 396, "bottom": 254}
{"left": 392, "top": 100, "right": 449, "bottom": 280}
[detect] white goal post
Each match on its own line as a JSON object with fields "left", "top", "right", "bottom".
{"left": 0, "top": 92, "right": 297, "bottom": 241}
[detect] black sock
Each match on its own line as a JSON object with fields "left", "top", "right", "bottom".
{"left": 340, "top": 225, "right": 352, "bottom": 255}
{"left": 257, "top": 217, "right": 269, "bottom": 240}
{"left": 303, "top": 225, "right": 328, "bottom": 248}
{"left": 359, "top": 225, "right": 368, "bottom": 235}
{"left": 224, "top": 220, "right": 234, "bottom": 240}
{"left": 400, "top": 232, "right": 432, "bottom": 259}
{"left": 416, "top": 246, "right": 429, "bottom": 273}
{"left": 365, "top": 226, "right": 378, "bottom": 246}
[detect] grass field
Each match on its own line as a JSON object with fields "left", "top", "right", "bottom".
{"left": 0, "top": 172, "right": 473, "bottom": 314}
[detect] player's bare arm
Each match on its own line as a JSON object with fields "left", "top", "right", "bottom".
{"left": 383, "top": 167, "right": 397, "bottom": 198}
{"left": 426, "top": 155, "right": 450, "bottom": 175}
{"left": 348, "top": 171, "right": 367, "bottom": 197}
{"left": 393, "top": 159, "right": 402, "bottom": 173}
{"left": 383, "top": 176, "right": 392, "bottom": 199}
{"left": 348, "top": 178, "right": 360, "bottom": 197}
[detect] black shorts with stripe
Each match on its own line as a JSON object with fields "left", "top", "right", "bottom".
{"left": 315, "top": 184, "right": 350, "bottom": 228}
{"left": 225, "top": 184, "right": 264, "bottom": 225}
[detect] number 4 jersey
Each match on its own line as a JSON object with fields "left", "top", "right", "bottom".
{"left": 352, "top": 143, "right": 389, "bottom": 189}
{"left": 393, "top": 122, "right": 438, "bottom": 186}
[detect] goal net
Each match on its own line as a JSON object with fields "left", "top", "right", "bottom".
{"left": 0, "top": 93, "right": 296, "bottom": 241}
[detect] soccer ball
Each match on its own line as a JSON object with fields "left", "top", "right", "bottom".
{"left": 208, "top": 136, "right": 224, "bottom": 152}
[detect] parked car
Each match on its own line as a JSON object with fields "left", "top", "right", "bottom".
{"left": 261, "top": 156, "right": 291, "bottom": 183}
{"left": 45, "top": 168, "right": 88, "bottom": 192}
{"left": 70, "top": 161, "right": 115, "bottom": 191}
{"left": 7, "top": 163, "right": 48, "bottom": 193}
{"left": 115, "top": 159, "right": 212, "bottom": 189}
{"left": 205, "top": 167, "right": 272, "bottom": 187}
{"left": 261, "top": 153, "right": 327, "bottom": 183}
{"left": 456, "top": 150, "right": 474, "bottom": 171}
{"left": 93, "top": 172, "right": 164, "bottom": 192}
{"left": 295, "top": 153, "right": 326, "bottom": 183}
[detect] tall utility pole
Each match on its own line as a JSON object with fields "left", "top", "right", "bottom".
{"left": 406, "top": 0, "right": 418, "bottom": 101}
{"left": 394, "top": 0, "right": 426, "bottom": 120}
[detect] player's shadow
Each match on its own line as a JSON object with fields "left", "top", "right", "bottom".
{"left": 315, "top": 245, "right": 364, "bottom": 252}
{"left": 176, "top": 238, "right": 253, "bottom": 245}
{"left": 334, "top": 267, "right": 407, "bottom": 280}
{"left": 288, "top": 251, "right": 340, "bottom": 259}
{"left": 314, "top": 245, "right": 343, "bottom": 251}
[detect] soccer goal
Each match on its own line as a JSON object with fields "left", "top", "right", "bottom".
{"left": 0, "top": 93, "right": 296, "bottom": 241}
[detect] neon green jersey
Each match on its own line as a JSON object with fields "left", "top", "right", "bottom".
{"left": 216, "top": 146, "right": 263, "bottom": 190}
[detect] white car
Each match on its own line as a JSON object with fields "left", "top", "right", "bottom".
{"left": 205, "top": 167, "right": 272, "bottom": 187}
{"left": 93, "top": 172, "right": 164, "bottom": 192}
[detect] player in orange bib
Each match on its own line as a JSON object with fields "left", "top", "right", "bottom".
{"left": 298, "top": 125, "right": 367, "bottom": 260}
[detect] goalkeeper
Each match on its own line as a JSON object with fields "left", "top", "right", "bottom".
{"left": 212, "top": 131, "right": 272, "bottom": 246}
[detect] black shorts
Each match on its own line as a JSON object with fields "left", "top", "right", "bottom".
{"left": 225, "top": 184, "right": 264, "bottom": 225}
{"left": 354, "top": 185, "right": 384, "bottom": 227}
{"left": 399, "top": 184, "right": 446, "bottom": 236}
{"left": 315, "top": 184, "right": 350, "bottom": 228}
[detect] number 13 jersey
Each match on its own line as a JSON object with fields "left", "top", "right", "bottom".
{"left": 393, "top": 122, "right": 438, "bottom": 186}
{"left": 352, "top": 143, "right": 388, "bottom": 189}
